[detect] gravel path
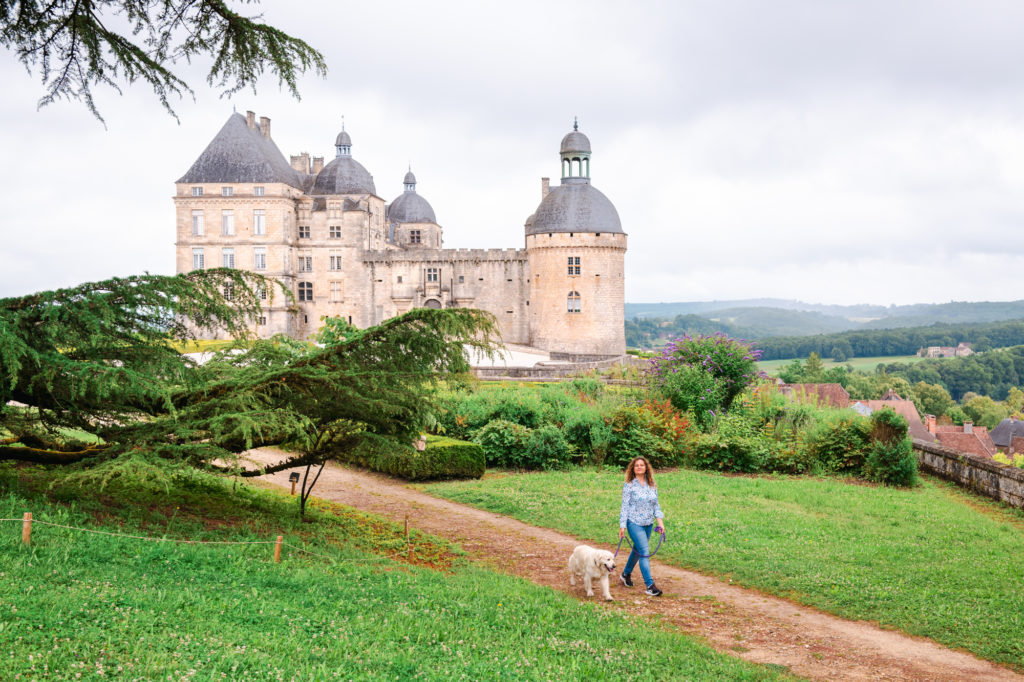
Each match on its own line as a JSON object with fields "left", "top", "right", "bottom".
{"left": 247, "top": 449, "right": 1021, "bottom": 681}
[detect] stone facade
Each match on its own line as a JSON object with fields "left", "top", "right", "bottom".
{"left": 174, "top": 112, "right": 627, "bottom": 356}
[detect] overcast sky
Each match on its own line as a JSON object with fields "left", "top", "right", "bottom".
{"left": 3, "top": 0, "right": 1024, "bottom": 306}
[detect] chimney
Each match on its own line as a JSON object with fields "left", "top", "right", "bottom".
{"left": 541, "top": 177, "right": 550, "bottom": 199}
{"left": 964, "top": 420, "right": 973, "bottom": 434}
{"left": 312, "top": 156, "right": 324, "bottom": 173}
{"left": 289, "top": 153, "right": 311, "bottom": 173}
{"left": 259, "top": 116, "right": 271, "bottom": 139}
{"left": 246, "top": 110, "right": 256, "bottom": 130}
{"left": 925, "top": 414, "right": 936, "bottom": 434}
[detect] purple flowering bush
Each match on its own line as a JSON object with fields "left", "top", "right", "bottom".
{"left": 647, "top": 333, "right": 762, "bottom": 429}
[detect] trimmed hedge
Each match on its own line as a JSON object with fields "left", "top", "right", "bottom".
{"left": 339, "top": 434, "right": 485, "bottom": 481}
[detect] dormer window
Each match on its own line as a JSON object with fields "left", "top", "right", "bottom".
{"left": 221, "top": 187, "right": 233, "bottom": 197}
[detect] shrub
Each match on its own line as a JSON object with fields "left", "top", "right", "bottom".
{"left": 522, "top": 425, "right": 573, "bottom": 470}
{"left": 567, "top": 377, "right": 604, "bottom": 400}
{"left": 473, "top": 419, "right": 530, "bottom": 468}
{"left": 562, "top": 403, "right": 611, "bottom": 464}
{"left": 647, "top": 333, "right": 762, "bottom": 430}
{"left": 605, "top": 405, "right": 678, "bottom": 468}
{"left": 490, "top": 391, "right": 544, "bottom": 429}
{"left": 341, "top": 434, "right": 485, "bottom": 481}
{"left": 687, "top": 432, "right": 769, "bottom": 473}
{"left": 993, "top": 452, "right": 1024, "bottom": 468}
{"left": 861, "top": 408, "right": 918, "bottom": 486}
{"left": 806, "top": 415, "right": 871, "bottom": 473}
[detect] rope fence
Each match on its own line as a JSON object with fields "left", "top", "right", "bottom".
{"left": 1, "top": 513, "right": 392, "bottom": 565}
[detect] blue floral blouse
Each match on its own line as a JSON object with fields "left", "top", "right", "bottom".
{"left": 619, "top": 479, "right": 664, "bottom": 528}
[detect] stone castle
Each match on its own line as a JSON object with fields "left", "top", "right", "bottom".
{"left": 174, "top": 112, "right": 626, "bottom": 357}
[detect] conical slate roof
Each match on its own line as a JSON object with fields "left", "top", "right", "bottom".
{"left": 388, "top": 191, "right": 436, "bottom": 224}
{"left": 527, "top": 178, "right": 622, "bottom": 235}
{"left": 177, "top": 113, "right": 303, "bottom": 188}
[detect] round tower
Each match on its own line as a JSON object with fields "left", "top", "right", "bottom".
{"left": 526, "top": 122, "right": 626, "bottom": 358}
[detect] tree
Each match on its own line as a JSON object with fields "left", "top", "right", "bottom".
{"left": 1, "top": 274, "right": 497, "bottom": 515}
{"left": 646, "top": 333, "right": 762, "bottom": 429}
{"left": 830, "top": 346, "right": 847, "bottom": 363}
{"left": 1, "top": 0, "right": 326, "bottom": 122}
{"left": 804, "top": 352, "right": 824, "bottom": 381}
{"left": 911, "top": 381, "right": 953, "bottom": 418}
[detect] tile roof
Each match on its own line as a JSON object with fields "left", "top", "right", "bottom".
{"left": 781, "top": 383, "right": 851, "bottom": 408}
{"left": 933, "top": 428, "right": 997, "bottom": 458}
{"left": 852, "top": 399, "right": 935, "bottom": 442}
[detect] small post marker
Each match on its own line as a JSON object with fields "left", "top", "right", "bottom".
{"left": 22, "top": 512, "right": 32, "bottom": 546}
{"left": 274, "top": 535, "right": 283, "bottom": 563}
{"left": 405, "top": 515, "right": 410, "bottom": 557}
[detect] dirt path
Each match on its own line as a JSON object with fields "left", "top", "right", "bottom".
{"left": 248, "top": 450, "right": 1021, "bottom": 681}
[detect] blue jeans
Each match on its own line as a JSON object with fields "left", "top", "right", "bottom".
{"left": 623, "top": 520, "right": 654, "bottom": 588}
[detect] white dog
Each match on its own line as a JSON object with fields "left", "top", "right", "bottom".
{"left": 568, "top": 545, "right": 616, "bottom": 601}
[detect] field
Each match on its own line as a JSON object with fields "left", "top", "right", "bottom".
{"left": 0, "top": 466, "right": 789, "bottom": 681}
{"left": 423, "top": 468, "right": 1024, "bottom": 669}
{"left": 757, "top": 354, "right": 927, "bottom": 375}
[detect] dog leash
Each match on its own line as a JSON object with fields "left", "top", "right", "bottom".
{"left": 614, "top": 526, "right": 665, "bottom": 559}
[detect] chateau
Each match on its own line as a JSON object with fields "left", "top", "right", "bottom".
{"left": 174, "top": 112, "right": 627, "bottom": 357}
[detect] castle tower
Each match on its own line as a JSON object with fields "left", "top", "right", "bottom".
{"left": 525, "top": 122, "right": 627, "bottom": 357}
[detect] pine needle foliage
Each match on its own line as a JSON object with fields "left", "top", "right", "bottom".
{"left": 1, "top": 274, "right": 497, "bottom": 513}
{"left": 0, "top": 0, "right": 327, "bottom": 122}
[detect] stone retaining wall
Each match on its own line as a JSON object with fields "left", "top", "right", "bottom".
{"left": 912, "top": 439, "right": 1024, "bottom": 508}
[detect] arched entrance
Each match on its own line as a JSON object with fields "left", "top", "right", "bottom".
{"left": 423, "top": 299, "right": 442, "bottom": 309}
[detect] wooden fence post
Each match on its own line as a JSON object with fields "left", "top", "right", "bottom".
{"left": 274, "top": 535, "right": 283, "bottom": 563}
{"left": 405, "top": 515, "right": 410, "bottom": 557}
{"left": 22, "top": 512, "right": 32, "bottom": 546}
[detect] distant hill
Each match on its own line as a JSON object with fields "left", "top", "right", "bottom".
{"left": 625, "top": 299, "right": 1024, "bottom": 346}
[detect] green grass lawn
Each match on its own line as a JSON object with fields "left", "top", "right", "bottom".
{"left": 422, "top": 469, "right": 1024, "bottom": 669}
{"left": 0, "top": 466, "right": 790, "bottom": 682}
{"left": 757, "top": 354, "right": 927, "bottom": 375}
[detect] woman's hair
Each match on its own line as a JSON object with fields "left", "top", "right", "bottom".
{"left": 624, "top": 457, "right": 655, "bottom": 486}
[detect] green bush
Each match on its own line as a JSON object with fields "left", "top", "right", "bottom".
{"left": 523, "top": 425, "right": 574, "bottom": 470}
{"left": 562, "top": 402, "right": 610, "bottom": 463}
{"left": 806, "top": 415, "right": 871, "bottom": 473}
{"left": 861, "top": 408, "right": 918, "bottom": 486}
{"left": 473, "top": 419, "right": 531, "bottom": 467}
{"left": 567, "top": 377, "right": 605, "bottom": 400}
{"left": 341, "top": 434, "right": 485, "bottom": 481}
{"left": 605, "top": 405, "right": 678, "bottom": 468}
{"left": 687, "top": 414, "right": 768, "bottom": 472}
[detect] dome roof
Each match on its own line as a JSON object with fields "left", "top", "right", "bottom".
{"left": 560, "top": 130, "right": 592, "bottom": 154}
{"left": 388, "top": 191, "right": 436, "bottom": 224}
{"left": 526, "top": 179, "right": 621, "bottom": 235}
{"left": 403, "top": 170, "right": 417, "bottom": 185}
{"left": 335, "top": 130, "right": 352, "bottom": 146}
{"left": 312, "top": 156, "right": 376, "bottom": 195}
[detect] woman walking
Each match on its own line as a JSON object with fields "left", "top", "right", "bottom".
{"left": 618, "top": 456, "right": 665, "bottom": 596}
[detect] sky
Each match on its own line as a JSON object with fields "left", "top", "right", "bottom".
{"left": 3, "top": 0, "right": 1024, "bottom": 306}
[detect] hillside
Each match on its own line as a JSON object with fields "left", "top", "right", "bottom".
{"left": 626, "top": 299, "right": 1024, "bottom": 349}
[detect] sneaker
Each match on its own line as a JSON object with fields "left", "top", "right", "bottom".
{"left": 644, "top": 584, "right": 663, "bottom": 597}
{"left": 619, "top": 573, "right": 634, "bottom": 588}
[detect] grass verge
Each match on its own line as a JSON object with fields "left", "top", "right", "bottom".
{"left": 422, "top": 468, "right": 1024, "bottom": 669}
{"left": 0, "top": 464, "right": 790, "bottom": 681}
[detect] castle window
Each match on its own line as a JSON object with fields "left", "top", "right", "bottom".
{"left": 253, "top": 247, "right": 266, "bottom": 270}
{"left": 330, "top": 281, "right": 343, "bottom": 302}
{"left": 222, "top": 248, "right": 235, "bottom": 268}
{"left": 458, "top": 275, "right": 464, "bottom": 283}
{"left": 258, "top": 315, "right": 267, "bottom": 325}
{"left": 221, "top": 187, "right": 233, "bottom": 197}
{"left": 329, "top": 225, "right": 342, "bottom": 239}
{"left": 567, "top": 291, "right": 581, "bottom": 313}
{"left": 397, "top": 276, "right": 403, "bottom": 283}
{"left": 298, "top": 225, "right": 310, "bottom": 239}
{"left": 253, "top": 210, "right": 266, "bottom": 235}
{"left": 329, "top": 250, "right": 343, "bottom": 271}
{"left": 191, "top": 210, "right": 204, "bottom": 236}
{"left": 568, "top": 256, "right": 580, "bottom": 275}
{"left": 191, "top": 187, "right": 203, "bottom": 197}
{"left": 221, "top": 210, "right": 235, "bottom": 236}
{"left": 298, "top": 252, "right": 312, "bottom": 273}
{"left": 191, "top": 247, "right": 204, "bottom": 270}
{"left": 254, "top": 186, "right": 265, "bottom": 197}
{"left": 298, "top": 282, "right": 313, "bottom": 302}
{"left": 426, "top": 267, "right": 439, "bottom": 283}
{"left": 223, "top": 283, "right": 234, "bottom": 301}
{"left": 410, "top": 229, "right": 422, "bottom": 244}
{"left": 258, "top": 285, "right": 267, "bottom": 300}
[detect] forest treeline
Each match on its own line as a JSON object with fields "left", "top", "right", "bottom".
{"left": 755, "top": 320, "right": 1024, "bottom": 361}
